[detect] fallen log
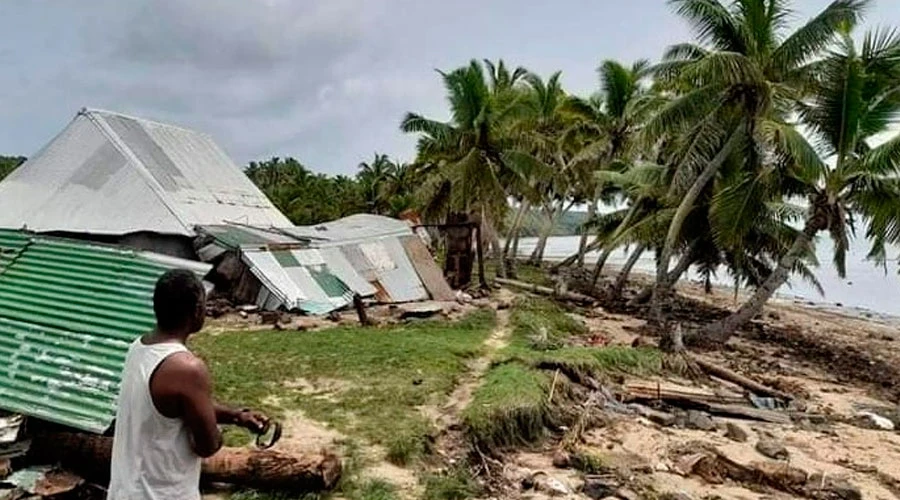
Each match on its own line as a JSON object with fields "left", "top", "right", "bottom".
{"left": 623, "top": 382, "right": 748, "bottom": 406}
{"left": 677, "top": 448, "right": 862, "bottom": 499}
{"left": 28, "top": 432, "right": 342, "bottom": 493}
{"left": 495, "top": 277, "right": 594, "bottom": 303}
{"left": 692, "top": 357, "right": 793, "bottom": 401}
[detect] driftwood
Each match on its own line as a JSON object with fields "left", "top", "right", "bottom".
{"left": 623, "top": 383, "right": 791, "bottom": 424}
{"left": 28, "top": 432, "right": 342, "bottom": 493}
{"left": 705, "top": 403, "right": 791, "bottom": 425}
{"left": 623, "top": 382, "right": 748, "bottom": 406}
{"left": 692, "top": 357, "right": 793, "bottom": 401}
{"left": 677, "top": 448, "right": 861, "bottom": 498}
{"left": 495, "top": 277, "right": 594, "bottom": 303}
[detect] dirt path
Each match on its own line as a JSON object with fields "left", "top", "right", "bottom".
{"left": 431, "top": 291, "right": 514, "bottom": 457}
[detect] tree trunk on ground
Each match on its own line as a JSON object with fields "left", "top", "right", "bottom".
{"left": 630, "top": 246, "right": 696, "bottom": 305}
{"left": 28, "top": 432, "right": 342, "bottom": 493}
{"left": 692, "top": 218, "right": 820, "bottom": 345}
{"left": 576, "top": 201, "right": 597, "bottom": 267}
{"left": 612, "top": 244, "right": 646, "bottom": 298}
{"left": 650, "top": 129, "right": 743, "bottom": 322}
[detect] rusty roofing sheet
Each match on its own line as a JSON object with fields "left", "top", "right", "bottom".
{"left": 0, "top": 230, "right": 211, "bottom": 433}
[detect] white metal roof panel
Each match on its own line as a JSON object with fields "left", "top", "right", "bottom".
{"left": 0, "top": 109, "right": 290, "bottom": 236}
{"left": 284, "top": 214, "right": 413, "bottom": 244}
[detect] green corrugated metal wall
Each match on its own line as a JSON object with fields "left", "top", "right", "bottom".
{"left": 0, "top": 230, "right": 204, "bottom": 433}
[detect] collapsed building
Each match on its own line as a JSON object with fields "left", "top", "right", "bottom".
{"left": 0, "top": 109, "right": 457, "bottom": 453}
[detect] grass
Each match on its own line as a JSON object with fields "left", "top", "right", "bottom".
{"left": 463, "top": 297, "right": 662, "bottom": 452}
{"left": 504, "top": 297, "right": 661, "bottom": 377}
{"left": 421, "top": 466, "right": 481, "bottom": 500}
{"left": 462, "top": 362, "right": 552, "bottom": 451}
{"left": 192, "top": 310, "right": 495, "bottom": 455}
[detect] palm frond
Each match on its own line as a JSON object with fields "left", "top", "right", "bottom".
{"left": 772, "top": 0, "right": 869, "bottom": 71}
{"left": 668, "top": 0, "right": 745, "bottom": 52}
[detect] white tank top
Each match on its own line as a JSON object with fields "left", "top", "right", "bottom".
{"left": 107, "top": 340, "right": 203, "bottom": 500}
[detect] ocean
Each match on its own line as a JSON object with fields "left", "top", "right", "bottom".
{"left": 514, "top": 236, "right": 900, "bottom": 317}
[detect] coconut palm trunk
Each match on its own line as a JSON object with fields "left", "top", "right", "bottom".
{"left": 650, "top": 128, "right": 743, "bottom": 320}
{"left": 695, "top": 217, "right": 822, "bottom": 344}
{"left": 530, "top": 199, "right": 564, "bottom": 264}
{"left": 591, "top": 201, "right": 641, "bottom": 287}
{"left": 612, "top": 244, "right": 646, "bottom": 297}
{"left": 630, "top": 245, "right": 696, "bottom": 305}
{"left": 576, "top": 201, "right": 597, "bottom": 267}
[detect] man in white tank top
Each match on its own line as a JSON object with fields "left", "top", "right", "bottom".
{"left": 108, "top": 269, "right": 268, "bottom": 500}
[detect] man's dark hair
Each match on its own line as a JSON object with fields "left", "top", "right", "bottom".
{"left": 153, "top": 269, "right": 206, "bottom": 331}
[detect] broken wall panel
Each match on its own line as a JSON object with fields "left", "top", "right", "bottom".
{"left": 401, "top": 235, "right": 455, "bottom": 301}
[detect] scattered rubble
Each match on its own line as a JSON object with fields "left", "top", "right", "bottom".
{"left": 724, "top": 422, "right": 749, "bottom": 442}
{"left": 755, "top": 438, "right": 789, "bottom": 460}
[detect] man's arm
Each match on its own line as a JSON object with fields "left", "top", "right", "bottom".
{"left": 214, "top": 402, "right": 268, "bottom": 432}
{"left": 171, "top": 357, "right": 223, "bottom": 458}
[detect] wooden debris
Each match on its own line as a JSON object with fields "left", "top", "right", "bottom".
{"left": 495, "top": 277, "right": 594, "bottom": 303}
{"left": 677, "top": 448, "right": 861, "bottom": 498}
{"left": 692, "top": 357, "right": 793, "bottom": 400}
{"left": 704, "top": 403, "right": 791, "bottom": 425}
{"left": 28, "top": 432, "right": 342, "bottom": 493}
{"left": 623, "top": 382, "right": 747, "bottom": 406}
{"left": 623, "top": 382, "right": 791, "bottom": 424}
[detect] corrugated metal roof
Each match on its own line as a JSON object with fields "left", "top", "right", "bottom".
{"left": 0, "top": 230, "right": 211, "bottom": 433}
{"left": 283, "top": 214, "right": 414, "bottom": 244}
{"left": 242, "top": 249, "right": 355, "bottom": 314}
{"left": 0, "top": 109, "right": 291, "bottom": 236}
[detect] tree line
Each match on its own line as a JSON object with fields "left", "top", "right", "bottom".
{"left": 397, "top": 0, "right": 900, "bottom": 348}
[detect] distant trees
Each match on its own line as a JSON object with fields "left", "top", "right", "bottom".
{"left": 0, "top": 156, "right": 25, "bottom": 181}
{"left": 245, "top": 155, "right": 416, "bottom": 226}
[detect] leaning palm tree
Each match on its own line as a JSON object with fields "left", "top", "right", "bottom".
{"left": 697, "top": 27, "right": 900, "bottom": 343}
{"left": 648, "top": 0, "right": 869, "bottom": 320}
{"left": 556, "top": 60, "right": 658, "bottom": 277}
{"left": 402, "top": 60, "right": 530, "bottom": 281}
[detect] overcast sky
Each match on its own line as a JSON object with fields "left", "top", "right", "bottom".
{"left": 0, "top": 1, "right": 896, "bottom": 175}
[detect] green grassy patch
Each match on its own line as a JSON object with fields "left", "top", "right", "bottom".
{"left": 421, "top": 466, "right": 481, "bottom": 500}
{"left": 461, "top": 362, "right": 552, "bottom": 451}
{"left": 463, "top": 297, "right": 661, "bottom": 452}
{"left": 505, "top": 298, "right": 661, "bottom": 377}
{"left": 192, "top": 310, "right": 495, "bottom": 453}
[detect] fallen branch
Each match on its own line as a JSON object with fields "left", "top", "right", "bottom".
{"left": 692, "top": 357, "right": 793, "bottom": 401}
{"left": 495, "top": 277, "right": 594, "bottom": 303}
{"left": 28, "top": 432, "right": 342, "bottom": 493}
{"left": 623, "top": 384, "right": 791, "bottom": 424}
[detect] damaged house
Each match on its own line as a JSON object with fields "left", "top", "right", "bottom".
{"left": 0, "top": 109, "right": 453, "bottom": 316}
{"left": 0, "top": 108, "right": 292, "bottom": 257}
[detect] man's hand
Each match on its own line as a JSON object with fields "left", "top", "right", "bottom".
{"left": 234, "top": 409, "right": 269, "bottom": 434}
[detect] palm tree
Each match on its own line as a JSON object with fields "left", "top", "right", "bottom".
{"left": 357, "top": 153, "right": 396, "bottom": 214}
{"left": 698, "top": 27, "right": 900, "bottom": 343}
{"left": 557, "top": 60, "right": 657, "bottom": 279}
{"left": 648, "top": 0, "right": 869, "bottom": 320}
{"left": 402, "top": 60, "right": 530, "bottom": 282}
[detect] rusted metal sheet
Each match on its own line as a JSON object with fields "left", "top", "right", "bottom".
{"left": 401, "top": 235, "right": 455, "bottom": 300}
